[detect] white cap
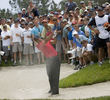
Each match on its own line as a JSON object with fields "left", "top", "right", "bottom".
{"left": 72, "top": 30, "right": 78, "bottom": 36}
{"left": 22, "top": 8, "right": 26, "bottom": 11}
{"left": 65, "top": 24, "right": 71, "bottom": 29}
{"left": 63, "top": 19, "right": 67, "bottom": 22}
{"left": 49, "top": 14, "right": 54, "bottom": 17}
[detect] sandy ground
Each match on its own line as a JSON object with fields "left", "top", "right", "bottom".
{"left": 0, "top": 64, "right": 110, "bottom": 100}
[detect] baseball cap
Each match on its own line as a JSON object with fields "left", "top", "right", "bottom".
{"left": 97, "top": 6, "right": 104, "bottom": 11}
{"left": 63, "top": 19, "right": 67, "bottom": 22}
{"left": 54, "top": 12, "right": 59, "bottom": 15}
{"left": 18, "top": 11, "right": 22, "bottom": 14}
{"left": 25, "top": 22, "right": 29, "bottom": 26}
{"left": 49, "top": 14, "right": 54, "bottom": 17}
{"left": 80, "top": 1, "right": 85, "bottom": 4}
{"left": 58, "top": 15, "right": 63, "bottom": 18}
{"left": 73, "top": 30, "right": 78, "bottom": 36}
{"left": 14, "top": 19, "right": 19, "bottom": 23}
{"left": 65, "top": 24, "right": 71, "bottom": 29}
{"left": 22, "top": 8, "right": 26, "bottom": 11}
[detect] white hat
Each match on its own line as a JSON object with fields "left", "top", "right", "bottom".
{"left": 49, "top": 14, "right": 54, "bottom": 17}
{"left": 63, "top": 19, "right": 67, "bottom": 22}
{"left": 65, "top": 24, "right": 71, "bottom": 29}
{"left": 22, "top": 8, "right": 26, "bottom": 11}
{"left": 72, "top": 30, "right": 78, "bottom": 36}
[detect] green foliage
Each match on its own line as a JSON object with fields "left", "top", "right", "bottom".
{"left": 59, "top": 0, "right": 67, "bottom": 11}
{"left": 59, "top": 60, "right": 110, "bottom": 88}
{"left": 9, "top": 0, "right": 59, "bottom": 15}
{"left": 9, "top": 0, "right": 31, "bottom": 11}
{"left": 50, "top": 0, "right": 58, "bottom": 12}
{"left": 38, "top": 0, "right": 50, "bottom": 15}
{"left": 0, "top": 9, "right": 13, "bottom": 19}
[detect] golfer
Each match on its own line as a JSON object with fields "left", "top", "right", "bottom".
{"left": 34, "top": 31, "right": 60, "bottom": 95}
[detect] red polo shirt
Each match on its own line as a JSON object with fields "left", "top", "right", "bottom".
{"left": 36, "top": 41, "right": 57, "bottom": 58}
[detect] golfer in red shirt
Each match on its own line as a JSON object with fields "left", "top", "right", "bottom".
{"left": 34, "top": 32, "right": 60, "bottom": 95}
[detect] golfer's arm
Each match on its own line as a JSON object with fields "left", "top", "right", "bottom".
{"left": 44, "top": 33, "right": 54, "bottom": 43}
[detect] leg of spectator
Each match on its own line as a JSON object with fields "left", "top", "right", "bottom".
{"left": 106, "top": 42, "right": 110, "bottom": 62}
{"left": 37, "top": 53, "right": 41, "bottom": 64}
{"left": 14, "top": 52, "right": 17, "bottom": 63}
{"left": 98, "top": 48, "right": 103, "bottom": 62}
{"left": 30, "top": 54, "right": 33, "bottom": 65}
{"left": 25, "top": 55, "right": 29, "bottom": 65}
{"left": 19, "top": 52, "right": 22, "bottom": 64}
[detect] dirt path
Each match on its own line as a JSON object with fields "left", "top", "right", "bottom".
{"left": 0, "top": 64, "right": 110, "bottom": 99}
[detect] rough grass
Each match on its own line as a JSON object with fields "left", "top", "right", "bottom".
{"left": 59, "top": 60, "right": 110, "bottom": 88}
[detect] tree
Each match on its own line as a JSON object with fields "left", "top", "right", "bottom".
{"left": 9, "top": 0, "right": 32, "bottom": 12}
{"left": 38, "top": 0, "right": 50, "bottom": 15}
{"left": 50, "top": 0, "right": 58, "bottom": 12}
{"left": 59, "top": 0, "right": 67, "bottom": 11}
{"left": 0, "top": 9, "right": 13, "bottom": 19}
{"left": 9, "top": 0, "right": 53, "bottom": 15}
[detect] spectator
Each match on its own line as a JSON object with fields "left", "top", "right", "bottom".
{"left": 27, "top": 1, "right": 39, "bottom": 17}
{"left": 48, "top": 14, "right": 54, "bottom": 29}
{"left": 31, "top": 18, "right": 43, "bottom": 64}
{"left": 88, "top": 6, "right": 110, "bottom": 65}
{"left": 0, "top": 18, "right": 10, "bottom": 31}
{"left": 22, "top": 8, "right": 29, "bottom": 18}
{"left": 65, "top": 0, "right": 77, "bottom": 12}
{"left": 10, "top": 19, "right": 23, "bottom": 65}
{"left": 65, "top": 24, "right": 74, "bottom": 49}
{"left": 80, "top": 1, "right": 87, "bottom": 15}
{"left": 22, "top": 22, "right": 34, "bottom": 65}
{"left": 1, "top": 25, "right": 11, "bottom": 63}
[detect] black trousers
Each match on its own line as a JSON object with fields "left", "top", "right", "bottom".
{"left": 46, "top": 56, "right": 60, "bottom": 94}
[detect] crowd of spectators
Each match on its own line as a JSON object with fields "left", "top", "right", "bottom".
{"left": 0, "top": 0, "right": 110, "bottom": 69}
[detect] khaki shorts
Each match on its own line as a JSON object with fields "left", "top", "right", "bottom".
{"left": 12, "top": 42, "right": 22, "bottom": 53}
{"left": 23, "top": 44, "right": 34, "bottom": 55}
{"left": 3, "top": 46, "right": 9, "bottom": 56}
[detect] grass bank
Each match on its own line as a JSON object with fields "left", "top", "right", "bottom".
{"left": 59, "top": 60, "right": 110, "bottom": 88}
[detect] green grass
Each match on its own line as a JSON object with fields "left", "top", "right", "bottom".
{"left": 83, "top": 96, "right": 110, "bottom": 100}
{"left": 0, "top": 60, "right": 13, "bottom": 67}
{"left": 59, "top": 60, "right": 110, "bottom": 88}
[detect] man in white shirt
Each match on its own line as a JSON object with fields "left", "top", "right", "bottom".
{"left": 22, "top": 22, "right": 34, "bottom": 65}
{"left": 88, "top": 6, "right": 110, "bottom": 65}
{"left": 1, "top": 25, "right": 11, "bottom": 63}
{"left": 10, "top": 19, "right": 23, "bottom": 65}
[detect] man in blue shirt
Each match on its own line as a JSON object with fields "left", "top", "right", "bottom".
{"left": 31, "top": 19, "right": 43, "bottom": 38}
{"left": 31, "top": 18, "right": 44, "bottom": 64}
{"left": 66, "top": 24, "right": 74, "bottom": 49}
{"left": 65, "top": 0, "right": 77, "bottom": 12}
